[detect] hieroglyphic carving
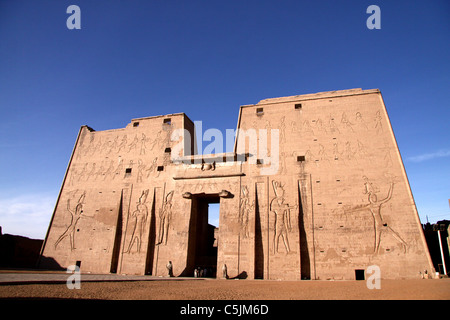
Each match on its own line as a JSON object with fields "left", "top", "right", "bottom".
{"left": 125, "top": 189, "right": 149, "bottom": 253}
{"left": 156, "top": 190, "right": 174, "bottom": 246}
{"left": 270, "top": 181, "right": 297, "bottom": 254}
{"left": 54, "top": 191, "right": 86, "bottom": 250}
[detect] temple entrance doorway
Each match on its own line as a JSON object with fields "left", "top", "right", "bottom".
{"left": 186, "top": 194, "right": 219, "bottom": 278}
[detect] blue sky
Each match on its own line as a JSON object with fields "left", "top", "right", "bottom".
{"left": 0, "top": 0, "right": 448, "bottom": 239}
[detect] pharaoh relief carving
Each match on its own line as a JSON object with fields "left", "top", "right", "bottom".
{"left": 345, "top": 176, "right": 407, "bottom": 254}
{"left": 364, "top": 176, "right": 407, "bottom": 253}
{"left": 125, "top": 189, "right": 150, "bottom": 253}
{"left": 156, "top": 190, "right": 174, "bottom": 246}
{"left": 270, "top": 181, "right": 298, "bottom": 255}
{"left": 54, "top": 191, "right": 87, "bottom": 251}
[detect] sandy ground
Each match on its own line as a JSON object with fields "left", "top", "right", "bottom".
{"left": 0, "top": 277, "right": 449, "bottom": 300}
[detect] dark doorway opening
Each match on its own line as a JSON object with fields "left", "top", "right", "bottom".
{"left": 355, "top": 269, "right": 365, "bottom": 280}
{"left": 185, "top": 195, "right": 219, "bottom": 278}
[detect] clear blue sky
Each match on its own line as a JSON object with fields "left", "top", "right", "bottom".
{"left": 0, "top": 0, "right": 448, "bottom": 239}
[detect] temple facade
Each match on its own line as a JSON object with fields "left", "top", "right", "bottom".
{"left": 39, "top": 88, "right": 435, "bottom": 280}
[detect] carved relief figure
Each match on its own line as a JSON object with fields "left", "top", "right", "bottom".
{"left": 113, "top": 159, "right": 124, "bottom": 180}
{"left": 86, "top": 162, "right": 96, "bottom": 181}
{"left": 346, "top": 177, "right": 407, "bottom": 254}
{"left": 270, "top": 181, "right": 297, "bottom": 254}
{"left": 103, "top": 160, "right": 115, "bottom": 180}
{"left": 328, "top": 115, "right": 340, "bottom": 134}
{"left": 146, "top": 157, "right": 158, "bottom": 178}
{"left": 383, "top": 142, "right": 393, "bottom": 167}
{"left": 279, "top": 116, "right": 286, "bottom": 143}
{"left": 356, "top": 140, "right": 368, "bottom": 159}
{"left": 156, "top": 190, "right": 174, "bottom": 246}
{"left": 128, "top": 134, "right": 139, "bottom": 153}
{"left": 340, "top": 112, "right": 354, "bottom": 132}
{"left": 279, "top": 152, "right": 287, "bottom": 174}
{"left": 239, "top": 186, "right": 254, "bottom": 238}
{"left": 149, "top": 132, "right": 161, "bottom": 151}
{"left": 125, "top": 189, "right": 149, "bottom": 253}
{"left": 108, "top": 136, "right": 119, "bottom": 154}
{"left": 140, "top": 133, "right": 147, "bottom": 155}
{"left": 54, "top": 191, "right": 86, "bottom": 250}
{"left": 315, "top": 117, "right": 327, "bottom": 134}
{"left": 363, "top": 177, "right": 407, "bottom": 253}
{"left": 355, "top": 112, "right": 368, "bottom": 130}
{"left": 374, "top": 111, "right": 383, "bottom": 133}
{"left": 302, "top": 120, "right": 314, "bottom": 136}
{"left": 117, "top": 135, "right": 128, "bottom": 153}
{"left": 137, "top": 159, "right": 145, "bottom": 183}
